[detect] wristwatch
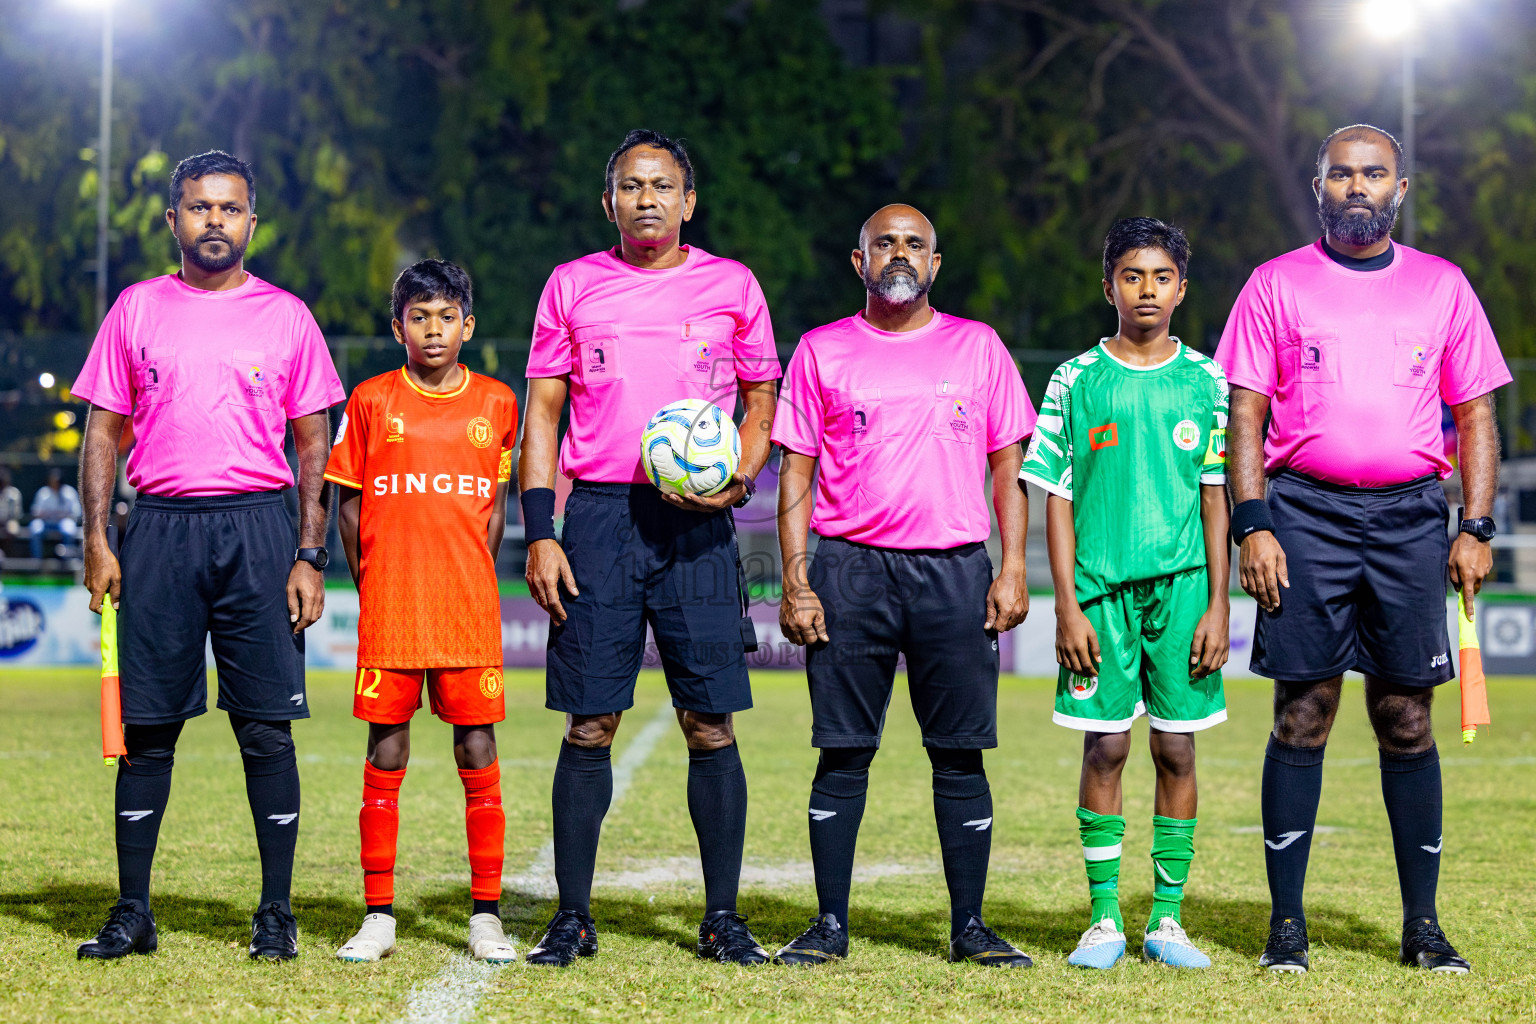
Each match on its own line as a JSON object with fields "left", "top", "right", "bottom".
{"left": 295, "top": 546, "right": 330, "bottom": 570}
{"left": 733, "top": 473, "right": 758, "bottom": 509}
{"left": 1458, "top": 516, "right": 1496, "bottom": 543}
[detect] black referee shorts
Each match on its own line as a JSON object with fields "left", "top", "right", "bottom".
{"left": 545, "top": 482, "right": 755, "bottom": 716}
{"left": 806, "top": 535, "right": 1000, "bottom": 749}
{"left": 1252, "top": 470, "right": 1454, "bottom": 687}
{"left": 118, "top": 491, "right": 307, "bottom": 725}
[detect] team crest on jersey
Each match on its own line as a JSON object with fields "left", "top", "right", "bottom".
{"left": 245, "top": 365, "right": 267, "bottom": 398}
{"left": 691, "top": 340, "right": 712, "bottom": 376}
{"left": 385, "top": 413, "right": 406, "bottom": 443}
{"left": 1068, "top": 674, "right": 1098, "bottom": 700}
{"left": 950, "top": 399, "right": 970, "bottom": 433}
{"left": 1172, "top": 419, "right": 1200, "bottom": 451}
{"left": 478, "top": 668, "right": 504, "bottom": 699}
{"left": 1408, "top": 344, "right": 1430, "bottom": 379}
{"left": 1206, "top": 427, "right": 1227, "bottom": 462}
{"left": 466, "top": 416, "right": 494, "bottom": 449}
{"left": 1089, "top": 423, "right": 1118, "bottom": 450}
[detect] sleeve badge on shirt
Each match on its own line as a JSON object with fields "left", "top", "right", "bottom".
{"left": 333, "top": 412, "right": 349, "bottom": 445}
{"left": 467, "top": 416, "right": 494, "bottom": 449}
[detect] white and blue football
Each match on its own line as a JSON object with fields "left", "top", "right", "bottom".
{"left": 640, "top": 399, "right": 741, "bottom": 496}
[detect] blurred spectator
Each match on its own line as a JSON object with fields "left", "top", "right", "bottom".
{"left": 0, "top": 466, "right": 22, "bottom": 537}
{"left": 29, "top": 468, "right": 82, "bottom": 560}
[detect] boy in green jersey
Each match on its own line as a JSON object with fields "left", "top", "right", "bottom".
{"left": 1020, "top": 218, "right": 1230, "bottom": 969}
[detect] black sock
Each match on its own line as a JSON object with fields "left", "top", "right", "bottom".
{"left": 115, "top": 722, "right": 184, "bottom": 909}
{"left": 231, "top": 715, "right": 300, "bottom": 913}
{"left": 552, "top": 741, "right": 612, "bottom": 918}
{"left": 687, "top": 743, "right": 747, "bottom": 915}
{"left": 367, "top": 903, "right": 394, "bottom": 917}
{"left": 472, "top": 898, "right": 500, "bottom": 917}
{"left": 1380, "top": 745, "right": 1442, "bottom": 923}
{"left": 929, "top": 748, "right": 991, "bottom": 939}
{"left": 1262, "top": 735, "right": 1326, "bottom": 928}
{"left": 808, "top": 747, "right": 874, "bottom": 928}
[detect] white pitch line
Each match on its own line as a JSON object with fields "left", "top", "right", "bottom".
{"left": 392, "top": 697, "right": 676, "bottom": 1024}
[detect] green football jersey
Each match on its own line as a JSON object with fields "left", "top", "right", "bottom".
{"left": 1021, "top": 340, "right": 1227, "bottom": 604}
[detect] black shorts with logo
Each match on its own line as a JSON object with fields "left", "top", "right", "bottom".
{"left": 806, "top": 535, "right": 1000, "bottom": 749}
{"left": 118, "top": 491, "right": 307, "bottom": 725}
{"left": 1252, "top": 470, "right": 1454, "bottom": 687}
{"left": 545, "top": 482, "right": 755, "bottom": 716}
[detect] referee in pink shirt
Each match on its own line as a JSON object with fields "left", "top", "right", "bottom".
{"left": 72, "top": 152, "right": 344, "bottom": 962}
{"left": 1217, "top": 125, "right": 1509, "bottom": 975}
{"left": 518, "top": 130, "right": 780, "bottom": 967}
{"left": 772, "top": 205, "right": 1036, "bottom": 968}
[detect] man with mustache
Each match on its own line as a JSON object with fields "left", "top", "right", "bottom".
{"left": 772, "top": 205, "right": 1036, "bottom": 967}
{"left": 73, "top": 150, "right": 343, "bottom": 961}
{"left": 1218, "top": 125, "right": 1508, "bottom": 975}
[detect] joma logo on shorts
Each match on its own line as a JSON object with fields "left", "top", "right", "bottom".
{"left": 1430, "top": 652, "right": 1449, "bottom": 668}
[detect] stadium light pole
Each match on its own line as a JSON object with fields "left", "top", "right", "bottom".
{"left": 1360, "top": 0, "right": 1465, "bottom": 247}
{"left": 69, "top": 0, "right": 115, "bottom": 326}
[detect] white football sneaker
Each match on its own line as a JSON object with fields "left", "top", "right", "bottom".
{"left": 1142, "top": 917, "right": 1211, "bottom": 968}
{"left": 469, "top": 913, "right": 517, "bottom": 964}
{"left": 1067, "top": 917, "right": 1127, "bottom": 969}
{"left": 336, "top": 913, "right": 396, "bottom": 962}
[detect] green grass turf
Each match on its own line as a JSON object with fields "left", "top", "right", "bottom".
{"left": 0, "top": 668, "right": 1533, "bottom": 1023}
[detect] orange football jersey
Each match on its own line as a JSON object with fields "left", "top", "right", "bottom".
{"left": 324, "top": 367, "right": 518, "bottom": 667}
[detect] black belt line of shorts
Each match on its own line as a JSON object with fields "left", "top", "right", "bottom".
{"left": 1271, "top": 468, "right": 1439, "bottom": 498}
{"left": 133, "top": 490, "right": 287, "bottom": 513}
{"left": 816, "top": 533, "right": 987, "bottom": 560}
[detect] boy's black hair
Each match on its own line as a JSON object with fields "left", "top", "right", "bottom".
{"left": 605, "top": 129, "right": 696, "bottom": 195}
{"left": 169, "top": 150, "right": 256, "bottom": 211}
{"left": 1103, "top": 217, "right": 1191, "bottom": 281}
{"left": 1317, "top": 123, "right": 1405, "bottom": 179}
{"left": 391, "top": 259, "right": 473, "bottom": 323}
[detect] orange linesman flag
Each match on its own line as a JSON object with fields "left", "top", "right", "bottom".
{"left": 1457, "top": 590, "right": 1491, "bottom": 745}
{"left": 100, "top": 601, "right": 127, "bottom": 766}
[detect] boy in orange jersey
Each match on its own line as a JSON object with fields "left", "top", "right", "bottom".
{"left": 324, "top": 259, "right": 519, "bottom": 963}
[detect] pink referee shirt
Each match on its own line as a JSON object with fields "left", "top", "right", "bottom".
{"left": 526, "top": 246, "right": 781, "bottom": 484}
{"left": 772, "top": 310, "right": 1037, "bottom": 550}
{"left": 1216, "top": 241, "right": 1511, "bottom": 488}
{"left": 72, "top": 273, "right": 345, "bottom": 496}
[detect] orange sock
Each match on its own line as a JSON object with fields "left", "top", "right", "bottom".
{"left": 459, "top": 761, "right": 505, "bottom": 903}
{"left": 361, "top": 761, "right": 405, "bottom": 907}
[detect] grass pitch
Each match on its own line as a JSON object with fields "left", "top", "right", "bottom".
{"left": 0, "top": 668, "right": 1533, "bottom": 1023}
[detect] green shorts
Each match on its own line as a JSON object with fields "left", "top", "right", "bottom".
{"left": 1054, "top": 567, "right": 1226, "bottom": 734}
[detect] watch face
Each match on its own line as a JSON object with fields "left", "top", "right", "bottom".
{"left": 314, "top": 549, "right": 329, "bottom": 569}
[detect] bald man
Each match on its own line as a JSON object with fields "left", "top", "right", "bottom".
{"left": 771, "top": 205, "right": 1038, "bottom": 967}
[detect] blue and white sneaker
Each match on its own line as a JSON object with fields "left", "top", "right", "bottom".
{"left": 1142, "top": 917, "right": 1211, "bottom": 968}
{"left": 1067, "top": 918, "right": 1126, "bottom": 969}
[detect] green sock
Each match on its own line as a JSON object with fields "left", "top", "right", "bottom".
{"left": 1076, "top": 807, "right": 1125, "bottom": 931}
{"left": 1150, "top": 815, "right": 1197, "bottom": 927}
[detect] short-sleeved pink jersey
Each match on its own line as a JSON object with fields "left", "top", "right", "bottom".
{"left": 525, "top": 246, "right": 781, "bottom": 484}
{"left": 1215, "top": 241, "right": 1510, "bottom": 488}
{"left": 72, "top": 273, "right": 345, "bottom": 496}
{"left": 771, "top": 310, "right": 1037, "bottom": 550}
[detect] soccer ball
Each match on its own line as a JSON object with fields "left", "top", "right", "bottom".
{"left": 640, "top": 399, "right": 741, "bottom": 497}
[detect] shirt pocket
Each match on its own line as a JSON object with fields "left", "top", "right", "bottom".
{"left": 226, "top": 349, "right": 288, "bottom": 410}
{"left": 1392, "top": 330, "right": 1440, "bottom": 389}
{"left": 932, "top": 383, "right": 981, "bottom": 444}
{"left": 827, "top": 389, "right": 883, "bottom": 447}
{"left": 677, "top": 321, "right": 735, "bottom": 389}
{"left": 134, "top": 346, "right": 175, "bottom": 406}
{"left": 572, "top": 324, "right": 621, "bottom": 386}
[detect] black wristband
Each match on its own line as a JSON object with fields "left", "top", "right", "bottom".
{"left": 1230, "top": 498, "right": 1275, "bottom": 543}
{"left": 520, "top": 487, "right": 557, "bottom": 543}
